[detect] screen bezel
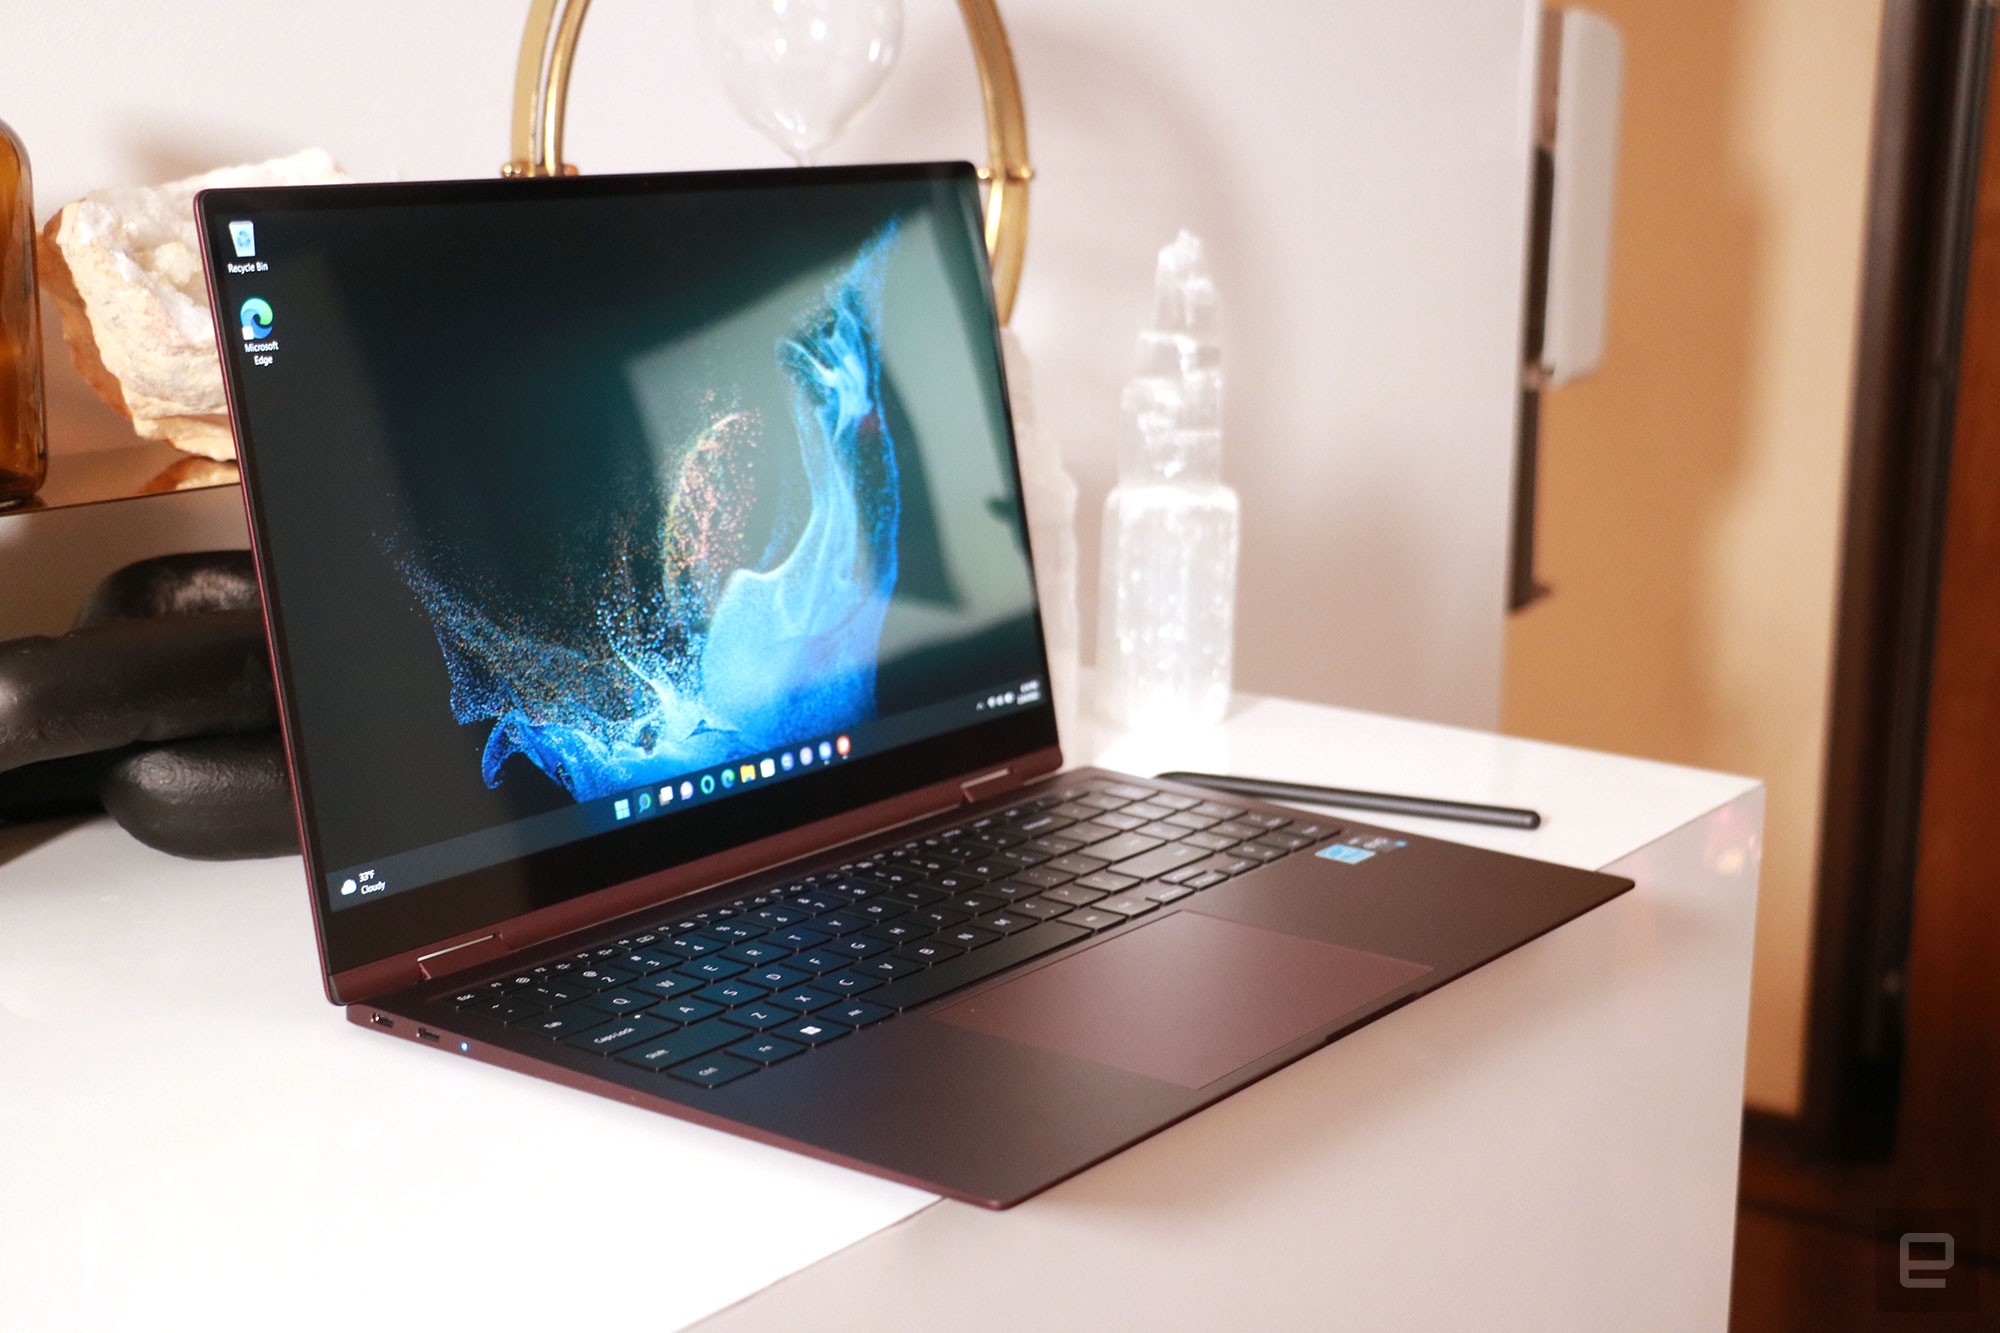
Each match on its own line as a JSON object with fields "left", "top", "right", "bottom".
{"left": 199, "top": 162, "right": 1059, "bottom": 980}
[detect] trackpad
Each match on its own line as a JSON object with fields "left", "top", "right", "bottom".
{"left": 932, "top": 911, "right": 1432, "bottom": 1088}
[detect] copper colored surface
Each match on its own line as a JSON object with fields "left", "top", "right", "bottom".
{"left": 934, "top": 911, "right": 1431, "bottom": 1089}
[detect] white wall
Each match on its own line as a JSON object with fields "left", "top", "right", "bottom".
{"left": 5, "top": 0, "right": 1541, "bottom": 728}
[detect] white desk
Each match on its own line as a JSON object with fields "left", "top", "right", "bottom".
{"left": 0, "top": 697, "right": 1760, "bottom": 1331}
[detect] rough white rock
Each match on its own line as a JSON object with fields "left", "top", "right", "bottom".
{"left": 39, "top": 149, "right": 346, "bottom": 459}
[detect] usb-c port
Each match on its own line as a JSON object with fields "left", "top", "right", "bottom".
{"left": 370, "top": 1014, "right": 395, "bottom": 1029}
{"left": 417, "top": 1028, "right": 441, "bottom": 1044}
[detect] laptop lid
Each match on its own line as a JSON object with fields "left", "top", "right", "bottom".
{"left": 198, "top": 163, "right": 1060, "bottom": 999}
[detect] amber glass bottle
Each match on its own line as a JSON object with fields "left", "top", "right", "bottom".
{"left": 0, "top": 116, "right": 45, "bottom": 509}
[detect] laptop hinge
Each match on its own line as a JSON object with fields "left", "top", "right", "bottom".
{"left": 959, "top": 766, "right": 1016, "bottom": 804}
{"left": 416, "top": 932, "right": 510, "bottom": 982}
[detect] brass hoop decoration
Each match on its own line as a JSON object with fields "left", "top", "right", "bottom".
{"left": 504, "top": 0, "right": 1033, "bottom": 325}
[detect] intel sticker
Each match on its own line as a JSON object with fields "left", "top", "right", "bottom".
{"left": 1317, "top": 845, "right": 1375, "bottom": 865}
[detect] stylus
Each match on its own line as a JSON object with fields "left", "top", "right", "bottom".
{"left": 1155, "top": 771, "right": 1544, "bottom": 831}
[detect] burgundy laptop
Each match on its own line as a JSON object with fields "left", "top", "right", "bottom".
{"left": 198, "top": 162, "right": 1631, "bottom": 1207}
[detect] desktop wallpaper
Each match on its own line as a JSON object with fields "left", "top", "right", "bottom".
{"left": 227, "top": 174, "right": 1045, "bottom": 874}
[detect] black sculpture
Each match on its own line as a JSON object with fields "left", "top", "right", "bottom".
{"left": 0, "top": 551, "right": 296, "bottom": 859}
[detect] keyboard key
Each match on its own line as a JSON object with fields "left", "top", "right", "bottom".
{"left": 937, "top": 925, "right": 1001, "bottom": 950}
{"left": 1184, "top": 871, "right": 1230, "bottom": 890}
{"left": 828, "top": 935, "right": 890, "bottom": 959}
{"left": 447, "top": 989, "right": 485, "bottom": 1008}
{"left": 819, "top": 970, "right": 883, "bottom": 996}
{"left": 794, "top": 950, "right": 851, "bottom": 975}
{"left": 927, "top": 871, "right": 988, "bottom": 892}
{"left": 668, "top": 1054, "right": 758, "bottom": 1088}
{"left": 1254, "top": 832, "right": 1315, "bottom": 852}
{"left": 947, "top": 892, "right": 1008, "bottom": 915}
{"left": 521, "top": 982, "right": 591, "bottom": 1006}
{"left": 853, "top": 898, "right": 909, "bottom": 923}
{"left": 1192, "top": 801, "right": 1245, "bottom": 819}
{"left": 1234, "top": 843, "right": 1286, "bottom": 863}
{"left": 655, "top": 997, "right": 723, "bottom": 1025}
{"left": 1043, "top": 884, "right": 1106, "bottom": 907}
{"left": 1108, "top": 843, "right": 1210, "bottom": 880}
{"left": 565, "top": 1014, "right": 675, "bottom": 1055}
{"left": 745, "top": 964, "right": 811, "bottom": 990}
{"left": 859, "top": 954, "right": 924, "bottom": 979}
{"left": 1075, "top": 871, "right": 1139, "bottom": 894}
{"left": 1190, "top": 853, "right": 1261, "bottom": 877}
{"left": 1084, "top": 832, "right": 1166, "bottom": 863}
{"left": 896, "top": 940, "right": 964, "bottom": 966}
{"left": 724, "top": 940, "right": 793, "bottom": 965}
{"left": 582, "top": 987, "right": 660, "bottom": 1016}
{"left": 616, "top": 949, "right": 679, "bottom": 974}
{"left": 1095, "top": 895, "right": 1162, "bottom": 919}
{"left": 871, "top": 922, "right": 1090, "bottom": 1012}
{"left": 729, "top": 1003, "right": 793, "bottom": 1031}
{"left": 771, "top": 927, "right": 830, "bottom": 951}
{"left": 789, "top": 892, "right": 845, "bottom": 913}
{"left": 1210, "top": 820, "right": 1265, "bottom": 841}
{"left": 1164, "top": 811, "right": 1219, "bottom": 831}
{"left": 702, "top": 920, "right": 766, "bottom": 942}
{"left": 975, "top": 911, "right": 1038, "bottom": 935}
{"left": 1101, "top": 782, "right": 1155, "bottom": 800}
{"left": 633, "top": 971, "right": 705, "bottom": 999}
{"left": 664, "top": 935, "right": 721, "bottom": 958}
{"left": 1239, "top": 812, "right": 1290, "bottom": 831}
{"left": 752, "top": 905, "right": 808, "bottom": 927}
{"left": 1150, "top": 794, "right": 1199, "bottom": 811}
{"left": 614, "top": 1018, "right": 751, "bottom": 1070}
{"left": 825, "top": 999, "right": 892, "bottom": 1028}
{"left": 728, "top": 1034, "right": 805, "bottom": 1066}
{"left": 911, "top": 906, "right": 970, "bottom": 930}
{"left": 864, "top": 920, "right": 931, "bottom": 944}
{"left": 772, "top": 1015, "right": 851, "bottom": 1047}
{"left": 1012, "top": 812, "right": 1072, "bottom": 837}
{"left": 1090, "top": 811, "right": 1149, "bottom": 832}
{"left": 475, "top": 997, "right": 546, "bottom": 1022}
{"left": 1180, "top": 831, "right": 1238, "bottom": 852}
{"left": 570, "top": 966, "right": 635, "bottom": 991}
{"left": 1046, "top": 854, "right": 1110, "bottom": 876}
{"left": 697, "top": 979, "right": 769, "bottom": 1008}
{"left": 808, "top": 911, "right": 869, "bottom": 936}
{"left": 1008, "top": 867, "right": 1073, "bottom": 889}
{"left": 1058, "top": 908, "right": 1124, "bottom": 932}
{"left": 521, "top": 1003, "right": 610, "bottom": 1038}
{"left": 1146, "top": 883, "right": 1198, "bottom": 904}
{"left": 1006, "top": 897, "right": 1068, "bottom": 920}
{"left": 769, "top": 986, "right": 839, "bottom": 1012}
{"left": 680, "top": 956, "right": 748, "bottom": 982}
{"left": 1121, "top": 801, "right": 1177, "bottom": 820}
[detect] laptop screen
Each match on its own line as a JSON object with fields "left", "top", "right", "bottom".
{"left": 201, "top": 163, "right": 1056, "bottom": 975}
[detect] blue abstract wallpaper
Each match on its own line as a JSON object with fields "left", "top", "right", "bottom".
{"left": 397, "top": 230, "right": 903, "bottom": 802}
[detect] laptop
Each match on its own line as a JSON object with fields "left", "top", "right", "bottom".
{"left": 197, "top": 162, "right": 1632, "bottom": 1208}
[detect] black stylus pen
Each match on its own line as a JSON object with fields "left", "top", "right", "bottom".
{"left": 1156, "top": 771, "right": 1543, "bottom": 831}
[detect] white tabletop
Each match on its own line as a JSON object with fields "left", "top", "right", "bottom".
{"left": 0, "top": 696, "right": 1760, "bottom": 1331}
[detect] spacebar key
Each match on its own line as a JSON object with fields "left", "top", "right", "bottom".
{"left": 871, "top": 922, "right": 1088, "bottom": 1012}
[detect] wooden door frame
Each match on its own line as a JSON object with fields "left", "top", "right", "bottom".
{"left": 1803, "top": 0, "right": 1996, "bottom": 1158}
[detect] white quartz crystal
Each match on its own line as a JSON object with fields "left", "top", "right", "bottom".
{"left": 39, "top": 149, "right": 346, "bottom": 459}
{"left": 1097, "top": 231, "right": 1240, "bottom": 728}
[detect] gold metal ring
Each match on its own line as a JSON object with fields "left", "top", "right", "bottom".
{"left": 504, "top": 0, "right": 1032, "bottom": 325}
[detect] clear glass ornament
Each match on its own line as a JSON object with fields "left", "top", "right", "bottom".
{"left": 695, "top": 0, "right": 903, "bottom": 165}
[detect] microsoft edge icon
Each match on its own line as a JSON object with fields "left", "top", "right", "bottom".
{"left": 239, "top": 297, "right": 274, "bottom": 342}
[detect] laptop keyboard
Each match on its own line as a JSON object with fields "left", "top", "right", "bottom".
{"left": 434, "top": 778, "right": 1341, "bottom": 1090}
